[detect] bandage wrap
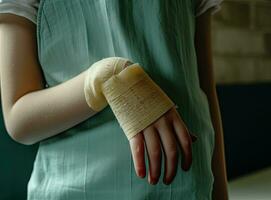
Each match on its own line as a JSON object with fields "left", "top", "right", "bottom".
{"left": 84, "top": 57, "right": 132, "bottom": 112}
{"left": 84, "top": 57, "right": 175, "bottom": 140}
{"left": 102, "top": 63, "right": 176, "bottom": 140}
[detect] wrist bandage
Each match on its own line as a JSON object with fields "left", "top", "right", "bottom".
{"left": 84, "top": 57, "right": 175, "bottom": 140}
{"left": 84, "top": 57, "right": 133, "bottom": 112}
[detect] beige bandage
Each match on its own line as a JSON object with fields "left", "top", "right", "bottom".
{"left": 101, "top": 63, "right": 176, "bottom": 140}
{"left": 84, "top": 57, "right": 133, "bottom": 112}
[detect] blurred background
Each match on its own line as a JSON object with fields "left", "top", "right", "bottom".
{"left": 213, "top": 0, "right": 271, "bottom": 199}
{"left": 0, "top": 0, "right": 270, "bottom": 199}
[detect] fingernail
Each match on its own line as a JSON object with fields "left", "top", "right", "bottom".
{"left": 163, "top": 178, "right": 170, "bottom": 185}
{"left": 138, "top": 169, "right": 145, "bottom": 178}
{"left": 182, "top": 165, "right": 189, "bottom": 171}
{"left": 150, "top": 178, "right": 157, "bottom": 185}
{"left": 148, "top": 173, "right": 157, "bottom": 185}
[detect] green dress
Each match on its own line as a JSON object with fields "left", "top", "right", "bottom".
{"left": 27, "top": 0, "right": 215, "bottom": 199}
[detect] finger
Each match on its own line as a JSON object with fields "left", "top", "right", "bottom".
{"left": 129, "top": 132, "right": 146, "bottom": 178}
{"left": 143, "top": 125, "right": 162, "bottom": 185}
{"left": 172, "top": 114, "right": 192, "bottom": 171}
{"left": 155, "top": 117, "right": 178, "bottom": 185}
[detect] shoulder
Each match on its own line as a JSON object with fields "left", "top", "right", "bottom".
{"left": 0, "top": 0, "right": 40, "bottom": 24}
{"left": 195, "top": 0, "right": 223, "bottom": 17}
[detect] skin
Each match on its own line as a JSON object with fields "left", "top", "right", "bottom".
{"left": 130, "top": 10, "right": 229, "bottom": 200}
{"left": 195, "top": 9, "right": 229, "bottom": 200}
{"left": 0, "top": 8, "right": 228, "bottom": 199}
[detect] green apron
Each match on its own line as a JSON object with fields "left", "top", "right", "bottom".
{"left": 27, "top": 0, "right": 215, "bottom": 199}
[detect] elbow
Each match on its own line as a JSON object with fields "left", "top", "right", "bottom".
{"left": 7, "top": 130, "right": 34, "bottom": 146}
{"left": 3, "top": 98, "right": 39, "bottom": 145}
{"left": 6, "top": 123, "right": 36, "bottom": 146}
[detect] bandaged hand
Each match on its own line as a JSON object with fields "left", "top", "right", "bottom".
{"left": 84, "top": 57, "right": 176, "bottom": 140}
{"left": 84, "top": 57, "right": 133, "bottom": 112}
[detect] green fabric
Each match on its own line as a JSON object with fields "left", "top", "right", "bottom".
{"left": 27, "top": 0, "right": 215, "bottom": 199}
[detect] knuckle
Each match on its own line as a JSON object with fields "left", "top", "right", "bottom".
{"left": 167, "top": 147, "right": 178, "bottom": 159}
{"left": 135, "top": 144, "right": 142, "bottom": 154}
{"left": 151, "top": 147, "right": 161, "bottom": 158}
{"left": 132, "top": 143, "right": 143, "bottom": 156}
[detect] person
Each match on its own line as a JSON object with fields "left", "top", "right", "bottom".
{"left": 0, "top": 0, "right": 228, "bottom": 199}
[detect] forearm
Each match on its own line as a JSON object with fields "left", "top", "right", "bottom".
{"left": 0, "top": 14, "right": 97, "bottom": 145}
{"left": 1, "top": 15, "right": 135, "bottom": 145}
{"left": 194, "top": 8, "right": 228, "bottom": 199}
{"left": 204, "top": 88, "right": 229, "bottom": 200}
{"left": 5, "top": 70, "right": 97, "bottom": 145}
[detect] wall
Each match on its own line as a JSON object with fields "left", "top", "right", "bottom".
{"left": 212, "top": 0, "right": 271, "bottom": 84}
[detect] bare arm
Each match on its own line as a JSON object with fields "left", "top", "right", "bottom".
{"left": 0, "top": 14, "right": 97, "bottom": 145}
{"left": 194, "top": 9, "right": 229, "bottom": 200}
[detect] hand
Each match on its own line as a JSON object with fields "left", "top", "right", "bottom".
{"left": 129, "top": 106, "right": 197, "bottom": 185}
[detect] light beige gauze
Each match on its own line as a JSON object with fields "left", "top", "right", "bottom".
{"left": 84, "top": 57, "right": 175, "bottom": 140}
